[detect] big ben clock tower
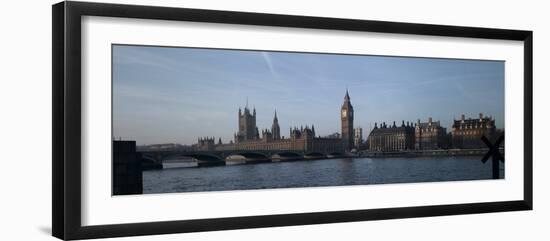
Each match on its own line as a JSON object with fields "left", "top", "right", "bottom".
{"left": 341, "top": 89, "right": 354, "bottom": 151}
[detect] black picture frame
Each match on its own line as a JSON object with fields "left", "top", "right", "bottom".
{"left": 52, "top": 1, "right": 533, "bottom": 240}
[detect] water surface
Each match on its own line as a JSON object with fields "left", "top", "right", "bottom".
{"left": 143, "top": 156, "right": 504, "bottom": 194}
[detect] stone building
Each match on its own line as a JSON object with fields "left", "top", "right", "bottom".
{"left": 199, "top": 91, "right": 354, "bottom": 154}
{"left": 414, "top": 117, "right": 448, "bottom": 150}
{"left": 197, "top": 137, "right": 216, "bottom": 151}
{"left": 271, "top": 110, "right": 281, "bottom": 140}
{"left": 234, "top": 104, "right": 259, "bottom": 143}
{"left": 341, "top": 89, "right": 354, "bottom": 151}
{"left": 451, "top": 113, "right": 496, "bottom": 149}
{"left": 217, "top": 123, "right": 343, "bottom": 153}
{"left": 367, "top": 121, "right": 415, "bottom": 152}
{"left": 354, "top": 127, "right": 363, "bottom": 148}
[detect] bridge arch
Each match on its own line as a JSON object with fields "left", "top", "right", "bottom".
{"left": 225, "top": 152, "right": 271, "bottom": 164}
{"left": 184, "top": 153, "right": 224, "bottom": 162}
{"left": 273, "top": 151, "right": 303, "bottom": 161}
{"left": 140, "top": 153, "right": 158, "bottom": 162}
{"left": 159, "top": 154, "right": 196, "bottom": 162}
{"left": 328, "top": 152, "right": 345, "bottom": 158}
{"left": 304, "top": 152, "right": 327, "bottom": 159}
{"left": 138, "top": 154, "right": 164, "bottom": 170}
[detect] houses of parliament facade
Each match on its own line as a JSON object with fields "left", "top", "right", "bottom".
{"left": 197, "top": 90, "right": 355, "bottom": 153}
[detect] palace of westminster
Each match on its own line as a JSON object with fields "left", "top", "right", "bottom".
{"left": 196, "top": 90, "right": 500, "bottom": 153}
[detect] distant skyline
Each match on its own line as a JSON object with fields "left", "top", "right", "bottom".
{"left": 112, "top": 45, "right": 504, "bottom": 145}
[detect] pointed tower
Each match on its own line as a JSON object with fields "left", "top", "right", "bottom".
{"left": 237, "top": 99, "right": 258, "bottom": 142}
{"left": 271, "top": 110, "right": 281, "bottom": 140}
{"left": 341, "top": 89, "right": 354, "bottom": 151}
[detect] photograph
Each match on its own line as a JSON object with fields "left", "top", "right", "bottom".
{"left": 42, "top": 1, "right": 539, "bottom": 240}
{"left": 112, "top": 44, "right": 505, "bottom": 195}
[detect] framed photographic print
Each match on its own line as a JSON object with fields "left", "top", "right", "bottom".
{"left": 52, "top": 1, "right": 533, "bottom": 240}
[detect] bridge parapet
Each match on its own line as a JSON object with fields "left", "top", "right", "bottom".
{"left": 139, "top": 149, "right": 335, "bottom": 163}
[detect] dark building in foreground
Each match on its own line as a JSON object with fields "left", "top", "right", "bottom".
{"left": 113, "top": 140, "right": 143, "bottom": 195}
{"left": 415, "top": 117, "right": 449, "bottom": 150}
{"left": 451, "top": 113, "right": 496, "bottom": 149}
{"left": 367, "top": 121, "right": 415, "bottom": 152}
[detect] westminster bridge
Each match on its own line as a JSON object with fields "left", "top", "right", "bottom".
{"left": 138, "top": 149, "right": 346, "bottom": 167}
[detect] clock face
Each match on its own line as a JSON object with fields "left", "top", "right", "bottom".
{"left": 342, "top": 110, "right": 347, "bottom": 117}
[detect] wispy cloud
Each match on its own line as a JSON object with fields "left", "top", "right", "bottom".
{"left": 261, "top": 51, "right": 277, "bottom": 79}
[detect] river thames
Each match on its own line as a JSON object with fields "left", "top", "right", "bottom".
{"left": 142, "top": 156, "right": 504, "bottom": 194}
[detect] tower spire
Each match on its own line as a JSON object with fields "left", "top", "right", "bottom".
{"left": 341, "top": 89, "right": 354, "bottom": 151}
{"left": 271, "top": 109, "right": 281, "bottom": 140}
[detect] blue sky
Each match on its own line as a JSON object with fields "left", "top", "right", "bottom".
{"left": 112, "top": 45, "right": 504, "bottom": 145}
